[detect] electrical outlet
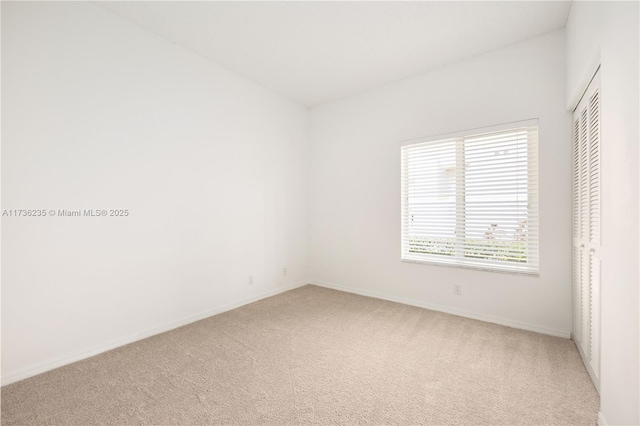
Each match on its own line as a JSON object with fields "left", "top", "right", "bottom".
{"left": 248, "top": 275, "right": 254, "bottom": 285}
{"left": 283, "top": 267, "right": 287, "bottom": 276}
{"left": 453, "top": 284, "right": 462, "bottom": 295}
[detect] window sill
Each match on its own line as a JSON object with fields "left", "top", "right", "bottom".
{"left": 400, "top": 257, "right": 539, "bottom": 277}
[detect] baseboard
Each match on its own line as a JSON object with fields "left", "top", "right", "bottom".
{"left": 1, "top": 280, "right": 309, "bottom": 387}
{"left": 3, "top": 279, "right": 571, "bottom": 386}
{"left": 310, "top": 280, "right": 571, "bottom": 339}
{"left": 597, "top": 411, "right": 607, "bottom": 426}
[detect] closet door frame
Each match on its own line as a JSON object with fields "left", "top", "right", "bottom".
{"left": 572, "top": 66, "right": 601, "bottom": 393}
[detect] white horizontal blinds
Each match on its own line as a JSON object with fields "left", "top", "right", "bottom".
{"left": 402, "top": 138, "right": 458, "bottom": 257}
{"left": 463, "top": 127, "right": 538, "bottom": 271}
{"left": 401, "top": 123, "right": 539, "bottom": 274}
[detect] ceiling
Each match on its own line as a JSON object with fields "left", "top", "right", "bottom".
{"left": 99, "top": 1, "right": 572, "bottom": 108}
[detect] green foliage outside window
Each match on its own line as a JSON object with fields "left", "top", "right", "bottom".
{"left": 408, "top": 237, "right": 527, "bottom": 263}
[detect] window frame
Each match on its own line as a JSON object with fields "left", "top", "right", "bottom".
{"left": 400, "top": 119, "right": 539, "bottom": 276}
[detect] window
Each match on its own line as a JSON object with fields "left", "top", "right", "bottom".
{"left": 401, "top": 120, "right": 539, "bottom": 275}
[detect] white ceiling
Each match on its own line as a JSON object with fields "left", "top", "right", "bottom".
{"left": 99, "top": 1, "right": 572, "bottom": 108}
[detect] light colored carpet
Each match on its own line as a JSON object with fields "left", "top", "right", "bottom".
{"left": 2, "top": 285, "right": 599, "bottom": 425}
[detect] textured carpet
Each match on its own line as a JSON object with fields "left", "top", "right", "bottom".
{"left": 2, "top": 285, "right": 599, "bottom": 425}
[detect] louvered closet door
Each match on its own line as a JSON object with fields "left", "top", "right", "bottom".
{"left": 572, "top": 69, "right": 600, "bottom": 390}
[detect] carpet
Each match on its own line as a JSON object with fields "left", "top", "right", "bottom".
{"left": 1, "top": 285, "right": 599, "bottom": 425}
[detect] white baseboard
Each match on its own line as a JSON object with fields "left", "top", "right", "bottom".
{"left": 597, "top": 411, "right": 607, "bottom": 426}
{"left": 310, "top": 280, "right": 571, "bottom": 339}
{"left": 1, "top": 280, "right": 309, "bottom": 387}
{"left": 3, "top": 279, "right": 571, "bottom": 386}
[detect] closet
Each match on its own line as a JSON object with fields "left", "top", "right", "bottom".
{"left": 572, "top": 68, "right": 601, "bottom": 391}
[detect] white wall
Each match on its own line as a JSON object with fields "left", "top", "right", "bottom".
{"left": 566, "top": 2, "right": 639, "bottom": 425}
{"left": 1, "top": 2, "right": 309, "bottom": 384}
{"left": 309, "top": 30, "right": 572, "bottom": 337}
{"left": 5, "top": 6, "right": 637, "bottom": 421}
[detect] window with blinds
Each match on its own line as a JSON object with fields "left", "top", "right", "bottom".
{"left": 401, "top": 121, "right": 539, "bottom": 274}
